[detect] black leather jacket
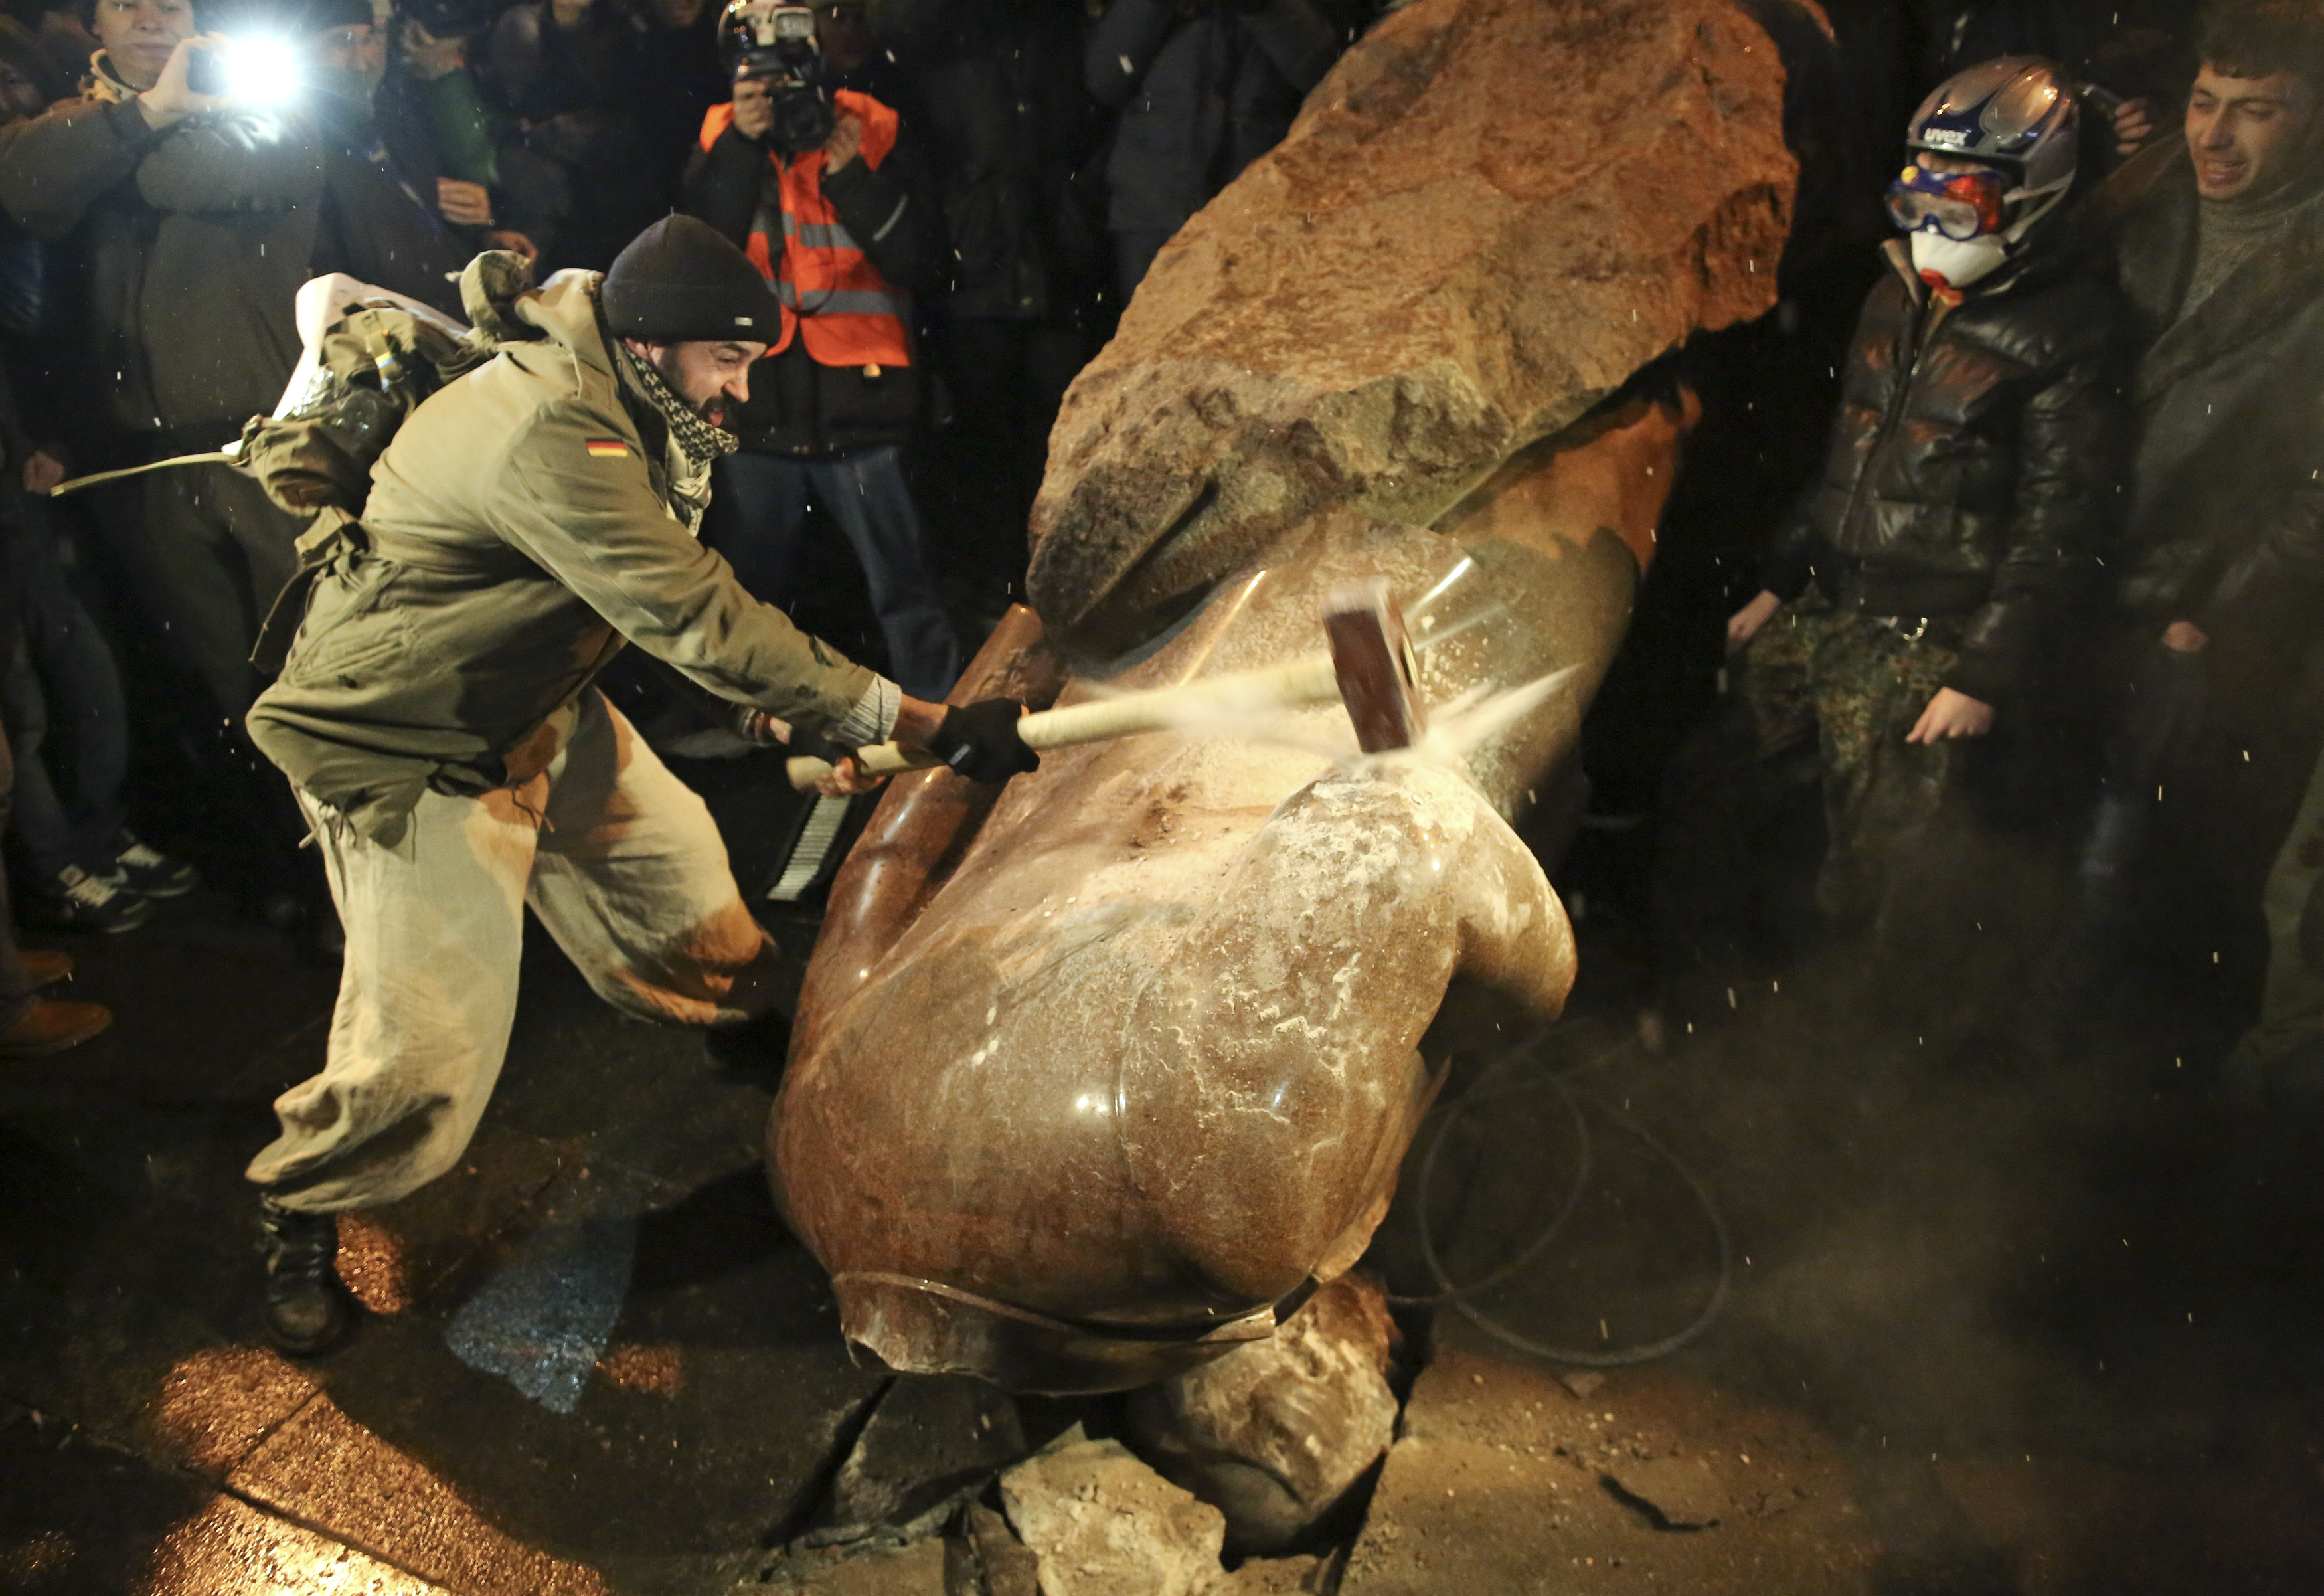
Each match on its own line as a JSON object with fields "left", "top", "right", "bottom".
{"left": 2094, "top": 138, "right": 2324, "bottom": 664}
{"left": 1764, "top": 240, "right": 2131, "bottom": 701}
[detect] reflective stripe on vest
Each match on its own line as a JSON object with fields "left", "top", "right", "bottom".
{"left": 697, "top": 90, "right": 912, "bottom": 371}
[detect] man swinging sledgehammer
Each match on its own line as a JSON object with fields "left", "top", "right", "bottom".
{"left": 241, "top": 216, "right": 1037, "bottom": 1354}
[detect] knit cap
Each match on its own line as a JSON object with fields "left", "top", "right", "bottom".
{"left": 601, "top": 215, "right": 782, "bottom": 343}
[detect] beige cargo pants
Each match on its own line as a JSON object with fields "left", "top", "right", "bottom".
{"left": 248, "top": 694, "right": 778, "bottom": 1212}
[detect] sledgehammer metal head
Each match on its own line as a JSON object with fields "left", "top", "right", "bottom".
{"left": 1323, "top": 580, "right": 1424, "bottom": 753}
{"left": 786, "top": 580, "right": 1428, "bottom": 790}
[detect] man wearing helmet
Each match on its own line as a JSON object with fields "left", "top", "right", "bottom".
{"left": 1708, "top": 56, "right": 2129, "bottom": 940}
{"left": 2050, "top": 1, "right": 2324, "bottom": 1093}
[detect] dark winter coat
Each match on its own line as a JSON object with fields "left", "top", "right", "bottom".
{"left": 1763, "top": 239, "right": 2131, "bottom": 703}
{"left": 0, "top": 88, "right": 323, "bottom": 444}
{"left": 681, "top": 110, "right": 944, "bottom": 456}
{"left": 485, "top": 0, "right": 660, "bottom": 270}
{"left": 1084, "top": 0, "right": 1338, "bottom": 239}
{"left": 884, "top": 0, "right": 1103, "bottom": 322}
{"left": 608, "top": 2, "right": 728, "bottom": 220}
{"left": 311, "top": 96, "right": 468, "bottom": 317}
{"left": 2093, "top": 136, "right": 2324, "bottom": 654}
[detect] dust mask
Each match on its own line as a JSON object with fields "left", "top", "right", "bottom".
{"left": 1909, "top": 230, "right": 2008, "bottom": 289}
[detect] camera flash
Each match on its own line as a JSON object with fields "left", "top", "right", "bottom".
{"left": 223, "top": 35, "right": 303, "bottom": 109}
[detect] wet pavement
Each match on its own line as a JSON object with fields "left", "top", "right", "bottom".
{"left": 6, "top": 774, "right": 2324, "bottom": 1594}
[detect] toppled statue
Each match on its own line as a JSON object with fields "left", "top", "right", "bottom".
{"left": 772, "top": 0, "right": 1798, "bottom": 1394}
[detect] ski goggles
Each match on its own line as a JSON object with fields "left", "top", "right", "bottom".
{"left": 1884, "top": 162, "right": 2011, "bottom": 241}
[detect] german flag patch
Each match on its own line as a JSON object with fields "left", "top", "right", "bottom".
{"left": 585, "top": 438, "right": 630, "bottom": 458}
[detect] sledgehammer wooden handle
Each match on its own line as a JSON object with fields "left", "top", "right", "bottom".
{"left": 784, "top": 654, "right": 1341, "bottom": 791}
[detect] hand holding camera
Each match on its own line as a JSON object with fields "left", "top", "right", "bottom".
{"left": 731, "top": 75, "right": 776, "bottom": 139}
{"left": 137, "top": 34, "right": 229, "bottom": 130}
{"left": 721, "top": 0, "right": 840, "bottom": 155}
{"left": 821, "top": 110, "right": 861, "bottom": 171}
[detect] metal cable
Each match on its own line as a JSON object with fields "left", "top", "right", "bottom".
{"left": 1400, "top": 1040, "right": 1734, "bottom": 1366}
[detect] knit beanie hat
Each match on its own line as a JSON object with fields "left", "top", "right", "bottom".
{"left": 601, "top": 215, "right": 782, "bottom": 344}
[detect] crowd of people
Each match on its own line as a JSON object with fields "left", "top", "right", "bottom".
{"left": 0, "top": 0, "right": 2310, "bottom": 1348}
{"left": 0, "top": 0, "right": 2309, "bottom": 1164}
{"left": 1656, "top": 1, "right": 2324, "bottom": 1122}
{"left": 0, "top": 0, "right": 1367, "bottom": 1059}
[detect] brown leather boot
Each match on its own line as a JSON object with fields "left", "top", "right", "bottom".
{"left": 21, "top": 950, "right": 72, "bottom": 988}
{"left": 0, "top": 998, "right": 112, "bottom": 1057}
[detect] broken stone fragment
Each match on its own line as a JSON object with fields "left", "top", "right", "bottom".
{"left": 1602, "top": 1454, "right": 1727, "bottom": 1530}
{"left": 825, "top": 1375, "right": 1028, "bottom": 1537}
{"left": 966, "top": 1501, "right": 1042, "bottom": 1596}
{"left": 999, "top": 1436, "right": 1227, "bottom": 1596}
{"left": 1125, "top": 1275, "right": 1400, "bottom": 1554}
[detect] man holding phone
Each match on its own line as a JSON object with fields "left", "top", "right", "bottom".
{"left": 0, "top": 11, "right": 323, "bottom": 922}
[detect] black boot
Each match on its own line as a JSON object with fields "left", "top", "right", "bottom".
{"left": 703, "top": 1004, "right": 793, "bottom": 1089}
{"left": 258, "top": 1197, "right": 348, "bottom": 1355}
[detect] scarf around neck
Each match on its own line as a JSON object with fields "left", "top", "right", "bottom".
{"left": 610, "top": 323, "right": 737, "bottom": 531}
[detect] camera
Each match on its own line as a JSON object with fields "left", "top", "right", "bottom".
{"left": 718, "top": 0, "right": 835, "bottom": 155}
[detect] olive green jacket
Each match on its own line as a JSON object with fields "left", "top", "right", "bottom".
{"left": 246, "top": 269, "right": 892, "bottom": 845}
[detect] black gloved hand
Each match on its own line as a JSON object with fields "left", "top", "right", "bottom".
{"left": 934, "top": 699, "right": 1039, "bottom": 784}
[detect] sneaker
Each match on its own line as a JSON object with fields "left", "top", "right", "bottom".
{"left": 35, "top": 865, "right": 153, "bottom": 935}
{"left": 258, "top": 1198, "right": 348, "bottom": 1355}
{"left": 107, "top": 830, "right": 198, "bottom": 899}
{"left": 0, "top": 997, "right": 112, "bottom": 1057}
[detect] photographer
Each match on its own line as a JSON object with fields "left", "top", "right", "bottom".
{"left": 1085, "top": 0, "right": 1339, "bottom": 302}
{"left": 0, "top": 10, "right": 324, "bottom": 917}
{"left": 681, "top": 0, "right": 958, "bottom": 700}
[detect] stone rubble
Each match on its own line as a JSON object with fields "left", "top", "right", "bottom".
{"left": 825, "top": 1375, "right": 1029, "bottom": 1536}
{"left": 998, "top": 1433, "right": 1228, "bottom": 1596}
{"left": 1125, "top": 1275, "right": 1400, "bottom": 1553}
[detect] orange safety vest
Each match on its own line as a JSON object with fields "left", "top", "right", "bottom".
{"left": 698, "top": 89, "right": 912, "bottom": 371}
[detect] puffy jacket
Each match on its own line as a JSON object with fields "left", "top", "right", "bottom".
{"left": 2091, "top": 137, "right": 2324, "bottom": 660}
{"left": 1084, "top": 0, "right": 1339, "bottom": 239}
{"left": 882, "top": 0, "right": 1104, "bottom": 322}
{"left": 1763, "top": 238, "right": 2131, "bottom": 702}
{"left": 682, "top": 93, "right": 944, "bottom": 456}
{"left": 0, "top": 78, "right": 323, "bottom": 445}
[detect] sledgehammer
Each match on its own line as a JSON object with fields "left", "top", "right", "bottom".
{"left": 783, "top": 580, "right": 1426, "bottom": 792}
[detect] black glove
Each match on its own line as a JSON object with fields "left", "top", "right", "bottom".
{"left": 934, "top": 699, "right": 1039, "bottom": 784}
